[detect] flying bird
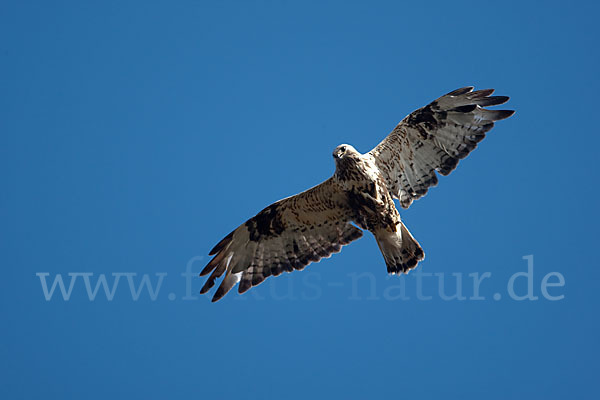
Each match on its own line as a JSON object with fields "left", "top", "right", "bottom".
{"left": 201, "top": 87, "right": 514, "bottom": 301}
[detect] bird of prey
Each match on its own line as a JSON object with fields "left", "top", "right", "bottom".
{"left": 201, "top": 87, "right": 514, "bottom": 302}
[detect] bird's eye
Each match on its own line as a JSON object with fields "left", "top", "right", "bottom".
{"left": 340, "top": 146, "right": 346, "bottom": 153}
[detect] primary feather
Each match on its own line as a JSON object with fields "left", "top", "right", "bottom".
{"left": 370, "top": 87, "right": 514, "bottom": 208}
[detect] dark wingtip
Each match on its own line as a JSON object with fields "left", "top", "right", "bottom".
{"left": 438, "top": 156, "right": 459, "bottom": 176}
{"left": 446, "top": 86, "right": 474, "bottom": 96}
{"left": 238, "top": 279, "right": 251, "bottom": 294}
{"left": 470, "top": 88, "right": 495, "bottom": 98}
{"left": 199, "top": 261, "right": 215, "bottom": 277}
{"left": 200, "top": 251, "right": 228, "bottom": 276}
{"left": 451, "top": 104, "right": 477, "bottom": 113}
{"left": 483, "top": 95, "right": 509, "bottom": 106}
{"left": 200, "top": 280, "right": 213, "bottom": 294}
{"left": 495, "top": 110, "right": 515, "bottom": 120}
{"left": 211, "top": 287, "right": 226, "bottom": 302}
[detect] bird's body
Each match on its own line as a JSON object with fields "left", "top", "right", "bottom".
{"left": 201, "top": 87, "right": 514, "bottom": 301}
{"left": 332, "top": 147, "right": 422, "bottom": 273}
{"left": 334, "top": 146, "right": 398, "bottom": 233}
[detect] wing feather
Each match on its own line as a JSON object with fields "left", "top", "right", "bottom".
{"left": 202, "top": 178, "right": 363, "bottom": 301}
{"left": 370, "top": 86, "right": 514, "bottom": 208}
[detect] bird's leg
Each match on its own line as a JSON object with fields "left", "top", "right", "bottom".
{"left": 360, "top": 191, "right": 380, "bottom": 205}
{"left": 359, "top": 181, "right": 384, "bottom": 208}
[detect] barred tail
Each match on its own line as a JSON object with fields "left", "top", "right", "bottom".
{"left": 374, "top": 223, "right": 424, "bottom": 274}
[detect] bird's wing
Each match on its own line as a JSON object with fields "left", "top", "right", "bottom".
{"left": 201, "top": 178, "right": 362, "bottom": 302}
{"left": 369, "top": 87, "right": 514, "bottom": 208}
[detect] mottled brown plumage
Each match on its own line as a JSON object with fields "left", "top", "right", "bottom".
{"left": 202, "top": 87, "right": 514, "bottom": 301}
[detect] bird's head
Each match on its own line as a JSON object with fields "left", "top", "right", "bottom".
{"left": 332, "top": 144, "right": 362, "bottom": 179}
{"left": 332, "top": 144, "right": 359, "bottom": 161}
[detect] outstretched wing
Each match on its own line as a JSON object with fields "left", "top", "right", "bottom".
{"left": 201, "top": 178, "right": 363, "bottom": 302}
{"left": 370, "top": 87, "right": 514, "bottom": 208}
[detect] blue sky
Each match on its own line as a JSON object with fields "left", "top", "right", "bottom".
{"left": 1, "top": 0, "right": 599, "bottom": 399}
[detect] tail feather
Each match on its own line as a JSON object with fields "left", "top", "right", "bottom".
{"left": 375, "top": 223, "right": 424, "bottom": 274}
